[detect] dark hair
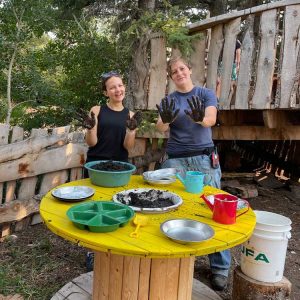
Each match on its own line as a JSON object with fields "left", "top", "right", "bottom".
{"left": 101, "top": 71, "right": 122, "bottom": 91}
{"left": 167, "top": 56, "right": 191, "bottom": 77}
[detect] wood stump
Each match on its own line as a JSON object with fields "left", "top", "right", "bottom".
{"left": 232, "top": 266, "right": 292, "bottom": 300}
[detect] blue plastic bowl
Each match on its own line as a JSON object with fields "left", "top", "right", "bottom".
{"left": 84, "top": 160, "right": 136, "bottom": 187}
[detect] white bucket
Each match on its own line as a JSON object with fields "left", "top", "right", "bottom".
{"left": 241, "top": 210, "right": 292, "bottom": 283}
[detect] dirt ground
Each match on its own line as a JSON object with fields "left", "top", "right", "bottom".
{"left": 1, "top": 178, "right": 299, "bottom": 300}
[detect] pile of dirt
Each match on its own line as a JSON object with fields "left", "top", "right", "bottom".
{"left": 91, "top": 160, "right": 131, "bottom": 171}
{"left": 117, "top": 189, "right": 174, "bottom": 208}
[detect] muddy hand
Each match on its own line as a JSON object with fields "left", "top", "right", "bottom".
{"left": 184, "top": 95, "right": 205, "bottom": 122}
{"left": 126, "top": 111, "right": 143, "bottom": 130}
{"left": 156, "top": 97, "right": 179, "bottom": 124}
{"left": 75, "top": 109, "right": 96, "bottom": 130}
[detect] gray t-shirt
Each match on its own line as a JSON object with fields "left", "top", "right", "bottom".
{"left": 165, "top": 86, "right": 217, "bottom": 156}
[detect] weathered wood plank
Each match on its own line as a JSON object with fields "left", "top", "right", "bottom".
{"left": 39, "top": 170, "right": 69, "bottom": 195}
{"left": 128, "top": 138, "right": 147, "bottom": 158}
{"left": 0, "top": 133, "right": 68, "bottom": 164}
{"left": 252, "top": 9, "right": 277, "bottom": 109}
{"left": 206, "top": 24, "right": 223, "bottom": 91}
{"left": 30, "top": 128, "right": 48, "bottom": 137}
{"left": 70, "top": 167, "right": 83, "bottom": 181}
{"left": 0, "top": 143, "right": 86, "bottom": 182}
{"left": 0, "top": 124, "right": 10, "bottom": 205}
{"left": 219, "top": 18, "right": 241, "bottom": 109}
{"left": 262, "top": 110, "right": 292, "bottom": 128}
{"left": 0, "top": 198, "right": 39, "bottom": 224}
{"left": 235, "top": 16, "right": 255, "bottom": 109}
{"left": 190, "top": 34, "right": 207, "bottom": 87}
{"left": 18, "top": 177, "right": 38, "bottom": 201}
{"left": 212, "top": 125, "right": 300, "bottom": 140}
{"left": 188, "top": 0, "right": 300, "bottom": 33}
{"left": 279, "top": 5, "right": 300, "bottom": 108}
{"left": 5, "top": 126, "right": 24, "bottom": 203}
{"left": 52, "top": 126, "right": 70, "bottom": 135}
{"left": 148, "top": 35, "right": 167, "bottom": 109}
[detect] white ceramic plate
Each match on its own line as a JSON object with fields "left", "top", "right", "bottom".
{"left": 112, "top": 188, "right": 183, "bottom": 213}
{"left": 51, "top": 186, "right": 95, "bottom": 202}
{"left": 143, "top": 168, "right": 177, "bottom": 180}
{"left": 143, "top": 168, "right": 177, "bottom": 185}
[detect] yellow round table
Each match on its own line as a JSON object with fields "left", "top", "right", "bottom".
{"left": 40, "top": 176, "right": 256, "bottom": 300}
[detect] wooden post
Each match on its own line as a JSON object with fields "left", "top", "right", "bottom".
{"left": 93, "top": 252, "right": 195, "bottom": 300}
{"left": 232, "top": 266, "right": 292, "bottom": 300}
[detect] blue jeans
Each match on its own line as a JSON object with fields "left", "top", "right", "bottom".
{"left": 161, "top": 154, "right": 231, "bottom": 277}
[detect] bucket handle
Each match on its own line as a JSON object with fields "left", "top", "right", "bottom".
{"left": 236, "top": 199, "right": 250, "bottom": 217}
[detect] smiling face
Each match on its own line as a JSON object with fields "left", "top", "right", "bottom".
{"left": 169, "top": 58, "right": 194, "bottom": 92}
{"left": 104, "top": 76, "right": 125, "bottom": 103}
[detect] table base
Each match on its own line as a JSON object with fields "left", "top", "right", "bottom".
{"left": 93, "top": 252, "right": 195, "bottom": 300}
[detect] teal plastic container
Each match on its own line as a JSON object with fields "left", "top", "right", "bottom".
{"left": 84, "top": 160, "right": 136, "bottom": 187}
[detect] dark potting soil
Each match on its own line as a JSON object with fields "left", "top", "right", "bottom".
{"left": 91, "top": 160, "right": 131, "bottom": 171}
{"left": 117, "top": 189, "right": 174, "bottom": 208}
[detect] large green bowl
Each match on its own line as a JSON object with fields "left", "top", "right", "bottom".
{"left": 84, "top": 160, "right": 136, "bottom": 187}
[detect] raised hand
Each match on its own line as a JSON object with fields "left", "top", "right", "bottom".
{"left": 126, "top": 111, "right": 143, "bottom": 130}
{"left": 184, "top": 95, "right": 205, "bottom": 122}
{"left": 75, "top": 109, "right": 96, "bottom": 129}
{"left": 156, "top": 97, "right": 179, "bottom": 124}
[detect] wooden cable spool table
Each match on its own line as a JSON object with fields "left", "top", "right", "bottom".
{"left": 40, "top": 176, "right": 256, "bottom": 300}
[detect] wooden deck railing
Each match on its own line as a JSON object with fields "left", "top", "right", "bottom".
{"left": 144, "top": 0, "right": 300, "bottom": 140}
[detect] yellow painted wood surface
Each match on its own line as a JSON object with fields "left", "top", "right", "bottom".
{"left": 40, "top": 176, "right": 256, "bottom": 258}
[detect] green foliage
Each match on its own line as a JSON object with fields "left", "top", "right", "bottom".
{"left": 123, "top": 5, "right": 203, "bottom": 57}
{"left": 137, "top": 110, "right": 159, "bottom": 135}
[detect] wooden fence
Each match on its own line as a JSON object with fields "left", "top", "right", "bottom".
{"left": 0, "top": 124, "right": 161, "bottom": 238}
{"left": 144, "top": 0, "right": 300, "bottom": 140}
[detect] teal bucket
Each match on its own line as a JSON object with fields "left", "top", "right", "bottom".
{"left": 84, "top": 160, "right": 136, "bottom": 187}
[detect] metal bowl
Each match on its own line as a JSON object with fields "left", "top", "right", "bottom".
{"left": 160, "top": 219, "right": 215, "bottom": 244}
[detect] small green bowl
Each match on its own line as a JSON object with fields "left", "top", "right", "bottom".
{"left": 66, "top": 201, "right": 134, "bottom": 232}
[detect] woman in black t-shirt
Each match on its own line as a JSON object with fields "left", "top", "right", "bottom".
{"left": 82, "top": 71, "right": 142, "bottom": 176}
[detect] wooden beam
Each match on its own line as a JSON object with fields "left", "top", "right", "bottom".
{"left": 0, "top": 143, "right": 87, "bottom": 182}
{"left": 0, "top": 198, "right": 39, "bottom": 224}
{"left": 263, "top": 111, "right": 291, "bottom": 128}
{"left": 0, "top": 133, "right": 68, "bottom": 164}
{"left": 212, "top": 126, "right": 300, "bottom": 140}
{"left": 188, "top": 0, "right": 300, "bottom": 33}
{"left": 279, "top": 4, "right": 300, "bottom": 108}
{"left": 251, "top": 9, "right": 277, "bottom": 109}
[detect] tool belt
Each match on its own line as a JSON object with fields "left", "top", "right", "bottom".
{"left": 168, "top": 147, "right": 215, "bottom": 159}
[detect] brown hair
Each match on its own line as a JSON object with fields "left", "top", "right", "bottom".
{"left": 101, "top": 71, "right": 122, "bottom": 91}
{"left": 167, "top": 56, "right": 192, "bottom": 77}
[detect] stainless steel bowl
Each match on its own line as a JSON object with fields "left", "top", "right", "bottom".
{"left": 160, "top": 219, "right": 215, "bottom": 244}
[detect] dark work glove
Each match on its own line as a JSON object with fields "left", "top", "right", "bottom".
{"left": 156, "top": 97, "right": 179, "bottom": 124}
{"left": 75, "top": 109, "right": 96, "bottom": 130}
{"left": 184, "top": 95, "right": 205, "bottom": 122}
{"left": 126, "top": 111, "right": 143, "bottom": 130}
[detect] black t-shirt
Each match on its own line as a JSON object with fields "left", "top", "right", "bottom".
{"left": 86, "top": 104, "right": 129, "bottom": 162}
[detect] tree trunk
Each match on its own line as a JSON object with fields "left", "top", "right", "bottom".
{"left": 6, "top": 8, "right": 24, "bottom": 125}
{"left": 126, "top": 0, "right": 156, "bottom": 110}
